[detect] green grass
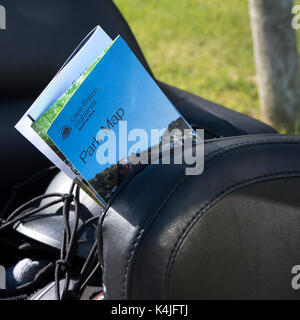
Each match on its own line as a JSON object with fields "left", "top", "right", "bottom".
{"left": 115, "top": 0, "right": 300, "bottom": 123}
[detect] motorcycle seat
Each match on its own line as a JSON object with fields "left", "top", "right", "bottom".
{"left": 100, "top": 134, "right": 300, "bottom": 299}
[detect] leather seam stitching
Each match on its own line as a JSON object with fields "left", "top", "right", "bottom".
{"left": 118, "top": 139, "right": 300, "bottom": 299}
{"left": 163, "top": 170, "right": 300, "bottom": 298}
{"left": 204, "top": 139, "right": 300, "bottom": 163}
{"left": 122, "top": 172, "right": 190, "bottom": 299}
{"left": 122, "top": 228, "right": 144, "bottom": 298}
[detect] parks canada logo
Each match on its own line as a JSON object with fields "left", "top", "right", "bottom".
{"left": 61, "top": 126, "right": 72, "bottom": 139}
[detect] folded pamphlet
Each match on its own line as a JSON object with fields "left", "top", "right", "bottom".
{"left": 16, "top": 26, "right": 197, "bottom": 206}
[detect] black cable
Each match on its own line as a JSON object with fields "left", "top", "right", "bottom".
{"left": 71, "top": 240, "right": 98, "bottom": 297}
{"left": 0, "top": 166, "right": 58, "bottom": 219}
{"left": 0, "top": 189, "right": 77, "bottom": 300}
{"left": 54, "top": 184, "right": 81, "bottom": 300}
{"left": 0, "top": 167, "right": 96, "bottom": 300}
{"left": 77, "top": 216, "right": 99, "bottom": 237}
{"left": 0, "top": 195, "right": 64, "bottom": 232}
{"left": 79, "top": 262, "right": 101, "bottom": 292}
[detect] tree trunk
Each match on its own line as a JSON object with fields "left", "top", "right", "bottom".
{"left": 0, "top": 5, "right": 6, "bottom": 30}
{"left": 249, "top": 0, "right": 300, "bottom": 132}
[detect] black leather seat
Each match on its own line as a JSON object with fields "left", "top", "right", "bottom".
{"left": 0, "top": 0, "right": 276, "bottom": 208}
{"left": 100, "top": 134, "right": 300, "bottom": 299}
{"left": 1, "top": 1, "right": 298, "bottom": 300}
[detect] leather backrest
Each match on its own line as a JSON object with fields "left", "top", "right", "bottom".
{"left": 159, "top": 81, "right": 277, "bottom": 139}
{"left": 100, "top": 134, "right": 300, "bottom": 299}
{"left": 0, "top": 0, "right": 151, "bottom": 99}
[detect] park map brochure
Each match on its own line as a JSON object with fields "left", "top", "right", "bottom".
{"left": 15, "top": 26, "right": 196, "bottom": 207}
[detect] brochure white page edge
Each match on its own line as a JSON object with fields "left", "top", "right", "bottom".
{"left": 15, "top": 26, "right": 112, "bottom": 179}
